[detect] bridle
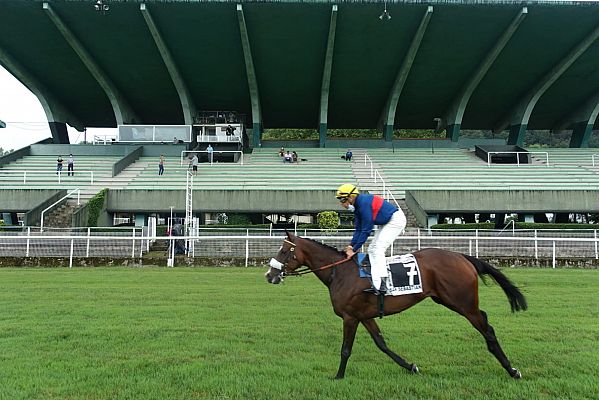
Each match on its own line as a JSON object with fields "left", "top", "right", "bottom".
{"left": 274, "top": 239, "right": 353, "bottom": 277}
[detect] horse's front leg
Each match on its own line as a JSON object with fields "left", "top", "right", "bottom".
{"left": 335, "top": 317, "right": 359, "bottom": 379}
{"left": 361, "top": 319, "right": 419, "bottom": 373}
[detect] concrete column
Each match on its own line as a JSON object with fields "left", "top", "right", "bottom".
{"left": 1, "top": 213, "right": 12, "bottom": 225}
{"left": 427, "top": 214, "right": 439, "bottom": 229}
{"left": 446, "top": 124, "right": 460, "bottom": 142}
{"left": 494, "top": 213, "right": 506, "bottom": 229}
{"left": 507, "top": 124, "right": 527, "bottom": 146}
{"left": 49, "top": 122, "right": 69, "bottom": 144}
{"left": 319, "top": 123, "right": 327, "bottom": 148}
{"left": 569, "top": 121, "right": 593, "bottom": 148}
{"left": 135, "top": 214, "right": 146, "bottom": 227}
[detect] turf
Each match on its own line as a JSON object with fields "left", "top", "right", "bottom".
{"left": 0, "top": 267, "right": 597, "bottom": 400}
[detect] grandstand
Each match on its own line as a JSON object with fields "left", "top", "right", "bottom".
{"left": 1, "top": 142, "right": 598, "bottom": 229}
{"left": 1, "top": 0, "right": 598, "bottom": 230}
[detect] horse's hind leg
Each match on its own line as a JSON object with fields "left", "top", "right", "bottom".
{"left": 335, "top": 317, "right": 359, "bottom": 379}
{"left": 361, "top": 319, "right": 419, "bottom": 373}
{"left": 464, "top": 309, "right": 522, "bottom": 379}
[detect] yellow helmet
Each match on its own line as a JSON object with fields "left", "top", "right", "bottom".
{"left": 336, "top": 184, "right": 359, "bottom": 199}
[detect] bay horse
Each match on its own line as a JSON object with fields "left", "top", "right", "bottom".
{"left": 265, "top": 232, "right": 527, "bottom": 379}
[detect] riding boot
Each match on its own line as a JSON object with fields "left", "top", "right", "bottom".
{"left": 363, "top": 278, "right": 387, "bottom": 296}
{"left": 379, "top": 278, "right": 388, "bottom": 294}
{"left": 363, "top": 286, "right": 380, "bottom": 295}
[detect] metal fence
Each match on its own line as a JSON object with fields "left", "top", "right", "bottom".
{"left": 0, "top": 227, "right": 597, "bottom": 268}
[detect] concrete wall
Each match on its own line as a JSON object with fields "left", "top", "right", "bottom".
{"left": 23, "top": 190, "right": 67, "bottom": 226}
{"left": 259, "top": 138, "right": 505, "bottom": 149}
{"left": 409, "top": 190, "right": 599, "bottom": 213}
{"left": 107, "top": 189, "right": 340, "bottom": 213}
{"left": 0, "top": 189, "right": 62, "bottom": 211}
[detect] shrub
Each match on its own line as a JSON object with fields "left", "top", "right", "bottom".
{"left": 87, "top": 189, "right": 108, "bottom": 227}
{"left": 317, "top": 211, "right": 339, "bottom": 233}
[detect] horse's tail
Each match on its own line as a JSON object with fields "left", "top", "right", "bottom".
{"left": 462, "top": 254, "right": 528, "bottom": 313}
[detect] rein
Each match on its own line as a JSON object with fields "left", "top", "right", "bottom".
{"left": 286, "top": 256, "right": 353, "bottom": 276}
{"left": 281, "top": 238, "right": 353, "bottom": 276}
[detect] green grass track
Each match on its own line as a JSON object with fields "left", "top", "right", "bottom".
{"left": 0, "top": 267, "right": 597, "bottom": 400}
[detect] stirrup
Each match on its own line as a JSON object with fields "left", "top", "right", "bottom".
{"left": 363, "top": 287, "right": 380, "bottom": 295}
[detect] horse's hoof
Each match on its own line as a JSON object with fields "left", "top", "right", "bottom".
{"left": 410, "top": 364, "right": 420, "bottom": 374}
{"left": 511, "top": 368, "right": 522, "bottom": 379}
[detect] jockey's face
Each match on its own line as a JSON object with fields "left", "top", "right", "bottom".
{"left": 339, "top": 196, "right": 355, "bottom": 209}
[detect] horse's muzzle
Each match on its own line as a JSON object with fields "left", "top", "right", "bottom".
{"left": 264, "top": 258, "right": 284, "bottom": 284}
{"left": 264, "top": 266, "right": 283, "bottom": 285}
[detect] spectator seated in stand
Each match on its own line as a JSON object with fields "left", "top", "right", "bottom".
{"left": 283, "top": 151, "right": 293, "bottom": 163}
{"left": 278, "top": 147, "right": 285, "bottom": 157}
{"left": 292, "top": 151, "right": 298, "bottom": 163}
{"left": 342, "top": 149, "right": 353, "bottom": 161}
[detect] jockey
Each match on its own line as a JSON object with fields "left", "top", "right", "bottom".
{"left": 336, "top": 184, "right": 407, "bottom": 295}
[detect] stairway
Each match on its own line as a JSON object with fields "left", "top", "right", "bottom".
{"left": 80, "top": 162, "right": 151, "bottom": 200}
{"left": 43, "top": 201, "right": 82, "bottom": 228}
{"left": 351, "top": 149, "right": 419, "bottom": 227}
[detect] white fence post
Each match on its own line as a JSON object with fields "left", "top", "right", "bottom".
{"left": 86, "top": 228, "right": 91, "bottom": 257}
{"left": 245, "top": 229, "right": 249, "bottom": 268}
{"left": 552, "top": 241, "right": 556, "bottom": 269}
{"left": 595, "top": 230, "right": 598, "bottom": 260}
{"left": 534, "top": 229, "right": 538, "bottom": 259}
{"left": 69, "top": 239, "right": 74, "bottom": 268}
{"left": 475, "top": 229, "right": 479, "bottom": 257}
{"left": 131, "top": 228, "right": 136, "bottom": 259}
{"left": 26, "top": 227, "right": 31, "bottom": 257}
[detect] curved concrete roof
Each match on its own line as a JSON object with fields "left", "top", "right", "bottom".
{"left": 0, "top": 0, "right": 598, "bottom": 136}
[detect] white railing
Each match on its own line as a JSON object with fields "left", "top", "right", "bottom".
{"left": 180, "top": 150, "right": 244, "bottom": 165}
{"left": 363, "top": 152, "right": 400, "bottom": 208}
{"left": 197, "top": 133, "right": 242, "bottom": 143}
{"left": 486, "top": 151, "right": 549, "bottom": 167}
{"left": 498, "top": 220, "right": 516, "bottom": 236}
{"left": 40, "top": 188, "right": 80, "bottom": 232}
{"left": 0, "top": 170, "right": 94, "bottom": 184}
{"left": 374, "top": 169, "right": 386, "bottom": 197}
{"left": 364, "top": 153, "right": 375, "bottom": 178}
{"left": 1, "top": 231, "right": 598, "bottom": 268}
{"left": 592, "top": 154, "right": 598, "bottom": 167}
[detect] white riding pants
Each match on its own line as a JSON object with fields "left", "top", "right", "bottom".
{"left": 368, "top": 210, "right": 407, "bottom": 290}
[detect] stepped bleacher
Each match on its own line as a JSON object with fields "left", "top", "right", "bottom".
{"left": 0, "top": 155, "right": 121, "bottom": 192}
{"left": 365, "top": 148, "right": 599, "bottom": 199}
{"left": 126, "top": 148, "right": 354, "bottom": 190}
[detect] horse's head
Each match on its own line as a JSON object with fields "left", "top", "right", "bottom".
{"left": 265, "top": 232, "right": 306, "bottom": 284}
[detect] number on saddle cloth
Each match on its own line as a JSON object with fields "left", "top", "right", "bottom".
{"left": 357, "top": 253, "right": 423, "bottom": 295}
{"left": 387, "top": 254, "right": 423, "bottom": 295}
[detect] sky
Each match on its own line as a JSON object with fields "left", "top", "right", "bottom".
{"left": 0, "top": 65, "right": 115, "bottom": 152}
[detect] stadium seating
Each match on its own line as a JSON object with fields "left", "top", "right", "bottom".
{"left": 125, "top": 148, "right": 354, "bottom": 190}
{"left": 363, "top": 148, "right": 599, "bottom": 199}
{"left": 0, "top": 155, "right": 121, "bottom": 194}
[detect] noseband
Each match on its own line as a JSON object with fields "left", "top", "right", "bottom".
{"left": 272, "top": 239, "right": 353, "bottom": 277}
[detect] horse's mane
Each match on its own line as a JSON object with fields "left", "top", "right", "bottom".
{"left": 302, "top": 237, "right": 346, "bottom": 257}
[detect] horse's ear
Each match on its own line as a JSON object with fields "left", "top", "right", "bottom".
{"left": 285, "top": 230, "right": 292, "bottom": 239}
